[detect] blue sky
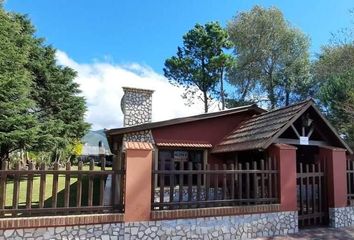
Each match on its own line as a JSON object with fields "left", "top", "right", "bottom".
{"left": 5, "top": 0, "right": 353, "bottom": 72}
{"left": 4, "top": 1, "right": 354, "bottom": 129}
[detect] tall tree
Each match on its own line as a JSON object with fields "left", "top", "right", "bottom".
{"left": 227, "top": 6, "right": 312, "bottom": 108}
{"left": 0, "top": 7, "right": 38, "bottom": 164}
{"left": 0, "top": 5, "right": 89, "bottom": 164}
{"left": 27, "top": 39, "right": 89, "bottom": 161}
{"left": 314, "top": 43, "right": 354, "bottom": 149}
{"left": 164, "top": 22, "right": 232, "bottom": 113}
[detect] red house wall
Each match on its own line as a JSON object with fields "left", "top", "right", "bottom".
{"left": 152, "top": 111, "right": 257, "bottom": 164}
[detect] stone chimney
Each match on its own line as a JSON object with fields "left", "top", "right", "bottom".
{"left": 121, "top": 87, "right": 154, "bottom": 127}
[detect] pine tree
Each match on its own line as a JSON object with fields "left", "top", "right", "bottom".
{"left": 0, "top": 8, "right": 38, "bottom": 164}
{"left": 0, "top": 6, "right": 89, "bottom": 164}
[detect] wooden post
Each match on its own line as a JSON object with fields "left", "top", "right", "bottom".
{"left": 64, "top": 161, "right": 71, "bottom": 208}
{"left": 52, "top": 161, "right": 59, "bottom": 209}
{"left": 213, "top": 164, "right": 219, "bottom": 201}
{"left": 0, "top": 161, "right": 8, "bottom": 217}
{"left": 26, "top": 162, "right": 34, "bottom": 211}
{"left": 76, "top": 161, "right": 83, "bottom": 208}
{"left": 88, "top": 159, "right": 94, "bottom": 206}
{"left": 222, "top": 164, "right": 227, "bottom": 200}
{"left": 99, "top": 144, "right": 106, "bottom": 206}
{"left": 169, "top": 158, "right": 175, "bottom": 208}
{"left": 111, "top": 155, "right": 118, "bottom": 208}
{"left": 154, "top": 148, "right": 159, "bottom": 201}
{"left": 197, "top": 163, "right": 202, "bottom": 206}
{"left": 12, "top": 163, "right": 20, "bottom": 216}
{"left": 203, "top": 149, "right": 208, "bottom": 186}
{"left": 39, "top": 162, "right": 46, "bottom": 209}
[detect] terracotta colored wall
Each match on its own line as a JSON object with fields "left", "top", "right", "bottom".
{"left": 152, "top": 112, "right": 255, "bottom": 164}
{"left": 124, "top": 148, "right": 153, "bottom": 222}
{"left": 268, "top": 144, "right": 297, "bottom": 212}
{"left": 152, "top": 113, "right": 252, "bottom": 146}
{"left": 319, "top": 147, "right": 347, "bottom": 208}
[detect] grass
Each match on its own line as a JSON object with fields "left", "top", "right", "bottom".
{"left": 5, "top": 165, "right": 111, "bottom": 208}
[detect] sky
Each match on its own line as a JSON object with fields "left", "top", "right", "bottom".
{"left": 4, "top": 0, "right": 354, "bottom": 130}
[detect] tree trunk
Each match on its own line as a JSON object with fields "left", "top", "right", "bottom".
{"left": 203, "top": 91, "right": 208, "bottom": 113}
{"left": 284, "top": 78, "right": 291, "bottom": 106}
{"left": 285, "top": 90, "right": 290, "bottom": 106}
{"left": 0, "top": 148, "right": 9, "bottom": 169}
{"left": 240, "top": 78, "right": 251, "bottom": 102}
{"left": 220, "top": 69, "right": 225, "bottom": 110}
{"left": 269, "top": 91, "right": 276, "bottom": 109}
{"left": 268, "top": 80, "right": 276, "bottom": 109}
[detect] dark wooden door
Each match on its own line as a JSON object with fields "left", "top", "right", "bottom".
{"left": 297, "top": 162, "right": 328, "bottom": 227}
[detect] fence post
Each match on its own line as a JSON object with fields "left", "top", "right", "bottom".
{"left": 124, "top": 142, "right": 153, "bottom": 222}
{"left": 26, "top": 162, "right": 34, "bottom": 211}
{"left": 0, "top": 161, "right": 8, "bottom": 217}
{"left": 319, "top": 147, "right": 347, "bottom": 208}
{"left": 268, "top": 144, "right": 297, "bottom": 212}
{"left": 12, "top": 163, "right": 20, "bottom": 216}
{"left": 99, "top": 143, "right": 106, "bottom": 206}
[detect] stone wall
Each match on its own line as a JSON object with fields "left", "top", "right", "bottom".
{"left": 0, "top": 211, "right": 298, "bottom": 240}
{"left": 123, "top": 130, "right": 154, "bottom": 143}
{"left": 125, "top": 211, "right": 298, "bottom": 239}
{"left": 329, "top": 206, "right": 354, "bottom": 228}
{"left": 121, "top": 87, "right": 153, "bottom": 127}
{"left": 0, "top": 223, "right": 124, "bottom": 240}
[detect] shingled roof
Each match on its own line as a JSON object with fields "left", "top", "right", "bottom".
{"left": 212, "top": 99, "right": 315, "bottom": 153}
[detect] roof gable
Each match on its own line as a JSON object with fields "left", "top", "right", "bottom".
{"left": 212, "top": 99, "right": 353, "bottom": 154}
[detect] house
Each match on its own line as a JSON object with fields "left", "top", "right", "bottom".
{"left": 106, "top": 87, "right": 353, "bottom": 230}
{"left": 107, "top": 88, "right": 351, "bottom": 166}
{"left": 1, "top": 87, "right": 354, "bottom": 239}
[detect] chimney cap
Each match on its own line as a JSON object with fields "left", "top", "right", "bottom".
{"left": 122, "top": 87, "right": 154, "bottom": 94}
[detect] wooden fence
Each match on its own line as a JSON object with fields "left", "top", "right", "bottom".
{"left": 0, "top": 158, "right": 125, "bottom": 218}
{"left": 152, "top": 158, "right": 279, "bottom": 210}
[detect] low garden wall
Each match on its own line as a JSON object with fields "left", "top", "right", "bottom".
{"left": 0, "top": 211, "right": 298, "bottom": 240}
{"left": 0, "top": 223, "right": 124, "bottom": 240}
{"left": 329, "top": 206, "right": 354, "bottom": 228}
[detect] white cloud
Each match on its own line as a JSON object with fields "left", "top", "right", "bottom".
{"left": 55, "top": 50, "right": 219, "bottom": 130}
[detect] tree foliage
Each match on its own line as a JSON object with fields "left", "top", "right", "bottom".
{"left": 314, "top": 43, "right": 354, "bottom": 149}
{"left": 0, "top": 8, "right": 38, "bottom": 162}
{"left": 227, "top": 6, "right": 312, "bottom": 108}
{"left": 0, "top": 6, "right": 89, "bottom": 164}
{"left": 164, "top": 22, "right": 232, "bottom": 113}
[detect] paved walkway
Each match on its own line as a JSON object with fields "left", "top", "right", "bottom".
{"left": 257, "top": 226, "right": 354, "bottom": 240}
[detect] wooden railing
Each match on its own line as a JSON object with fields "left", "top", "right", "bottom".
{"left": 347, "top": 159, "right": 354, "bottom": 205}
{"left": 0, "top": 158, "right": 125, "bottom": 218}
{"left": 152, "top": 158, "right": 279, "bottom": 210}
